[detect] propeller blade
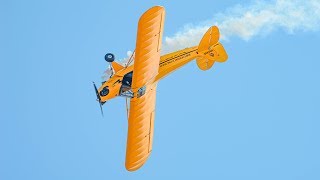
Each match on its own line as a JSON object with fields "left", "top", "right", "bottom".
{"left": 93, "top": 82, "right": 104, "bottom": 116}
{"left": 93, "top": 82, "right": 100, "bottom": 99}
{"left": 99, "top": 103, "right": 104, "bottom": 117}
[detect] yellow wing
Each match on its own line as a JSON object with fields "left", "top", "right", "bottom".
{"left": 125, "top": 83, "right": 157, "bottom": 171}
{"left": 131, "top": 6, "right": 165, "bottom": 89}
{"left": 125, "top": 6, "right": 165, "bottom": 171}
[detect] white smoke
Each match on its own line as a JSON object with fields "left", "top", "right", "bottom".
{"left": 117, "top": 50, "right": 134, "bottom": 66}
{"left": 162, "top": 0, "right": 320, "bottom": 53}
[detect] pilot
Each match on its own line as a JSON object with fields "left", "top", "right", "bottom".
{"left": 122, "top": 71, "right": 133, "bottom": 87}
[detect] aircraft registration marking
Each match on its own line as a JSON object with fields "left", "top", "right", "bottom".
{"left": 159, "top": 49, "right": 197, "bottom": 67}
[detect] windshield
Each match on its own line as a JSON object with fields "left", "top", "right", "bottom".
{"left": 119, "top": 71, "right": 134, "bottom": 98}
{"left": 101, "top": 65, "right": 113, "bottom": 82}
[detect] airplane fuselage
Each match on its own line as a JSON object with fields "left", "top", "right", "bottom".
{"left": 98, "top": 46, "right": 201, "bottom": 102}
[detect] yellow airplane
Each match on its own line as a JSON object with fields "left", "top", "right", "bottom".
{"left": 93, "top": 6, "right": 228, "bottom": 171}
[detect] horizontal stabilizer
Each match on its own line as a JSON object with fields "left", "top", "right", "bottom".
{"left": 196, "top": 26, "right": 228, "bottom": 70}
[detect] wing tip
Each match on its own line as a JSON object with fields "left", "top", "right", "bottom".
{"left": 139, "top": 6, "right": 165, "bottom": 20}
{"left": 125, "top": 156, "right": 149, "bottom": 171}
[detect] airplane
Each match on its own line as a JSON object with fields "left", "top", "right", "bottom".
{"left": 93, "top": 6, "right": 228, "bottom": 171}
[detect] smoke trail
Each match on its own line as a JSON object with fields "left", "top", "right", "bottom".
{"left": 162, "top": 0, "right": 320, "bottom": 53}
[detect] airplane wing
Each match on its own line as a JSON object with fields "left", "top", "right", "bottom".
{"left": 125, "top": 6, "right": 165, "bottom": 171}
{"left": 125, "top": 83, "right": 157, "bottom": 171}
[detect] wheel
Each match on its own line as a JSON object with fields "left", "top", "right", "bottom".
{"left": 104, "top": 53, "right": 115, "bottom": 62}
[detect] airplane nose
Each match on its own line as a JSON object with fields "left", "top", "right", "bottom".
{"left": 100, "top": 86, "right": 109, "bottom": 96}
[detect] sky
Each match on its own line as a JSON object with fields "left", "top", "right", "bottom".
{"left": 1, "top": 0, "right": 320, "bottom": 179}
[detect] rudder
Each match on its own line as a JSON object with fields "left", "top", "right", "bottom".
{"left": 196, "top": 26, "right": 228, "bottom": 70}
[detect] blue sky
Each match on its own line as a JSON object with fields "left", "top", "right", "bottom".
{"left": 1, "top": 0, "right": 320, "bottom": 179}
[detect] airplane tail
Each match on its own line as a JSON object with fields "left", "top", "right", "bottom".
{"left": 196, "top": 26, "right": 228, "bottom": 70}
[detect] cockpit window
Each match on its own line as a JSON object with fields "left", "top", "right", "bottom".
{"left": 119, "top": 71, "right": 134, "bottom": 98}
{"left": 122, "top": 71, "right": 133, "bottom": 86}
{"left": 101, "top": 66, "right": 113, "bottom": 82}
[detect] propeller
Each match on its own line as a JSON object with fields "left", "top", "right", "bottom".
{"left": 93, "top": 82, "right": 104, "bottom": 116}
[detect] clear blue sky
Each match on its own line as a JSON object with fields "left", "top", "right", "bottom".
{"left": 1, "top": 0, "right": 320, "bottom": 179}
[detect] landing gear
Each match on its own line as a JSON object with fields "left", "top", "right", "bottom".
{"left": 104, "top": 53, "right": 115, "bottom": 62}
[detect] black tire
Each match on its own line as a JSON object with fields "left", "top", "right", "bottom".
{"left": 104, "top": 53, "right": 115, "bottom": 62}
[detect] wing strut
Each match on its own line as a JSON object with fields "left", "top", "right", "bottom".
{"left": 125, "top": 98, "right": 129, "bottom": 119}
{"left": 125, "top": 50, "right": 135, "bottom": 68}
